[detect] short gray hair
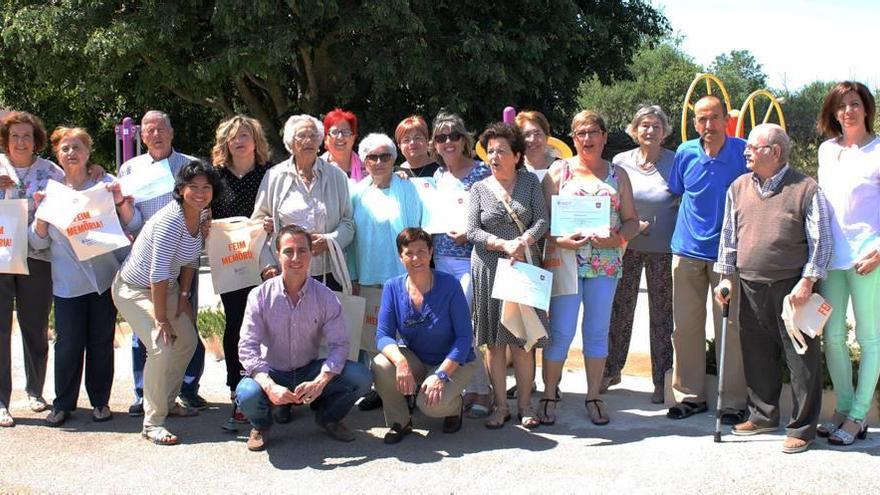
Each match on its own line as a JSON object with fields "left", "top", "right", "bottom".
{"left": 282, "top": 114, "right": 324, "bottom": 153}
{"left": 142, "top": 110, "right": 172, "bottom": 129}
{"left": 626, "top": 105, "right": 671, "bottom": 141}
{"left": 756, "top": 123, "right": 791, "bottom": 164}
{"left": 357, "top": 133, "right": 397, "bottom": 162}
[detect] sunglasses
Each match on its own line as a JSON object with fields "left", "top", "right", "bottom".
{"left": 434, "top": 131, "right": 464, "bottom": 144}
{"left": 365, "top": 152, "right": 393, "bottom": 162}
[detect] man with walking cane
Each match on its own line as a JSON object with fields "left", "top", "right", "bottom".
{"left": 713, "top": 124, "right": 831, "bottom": 453}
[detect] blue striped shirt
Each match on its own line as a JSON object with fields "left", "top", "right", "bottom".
{"left": 119, "top": 201, "right": 203, "bottom": 288}
{"left": 117, "top": 149, "right": 196, "bottom": 233}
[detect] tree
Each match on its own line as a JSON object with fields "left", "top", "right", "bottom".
{"left": 0, "top": 0, "right": 668, "bottom": 162}
{"left": 708, "top": 49, "right": 767, "bottom": 111}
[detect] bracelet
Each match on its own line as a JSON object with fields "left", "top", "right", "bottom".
{"left": 179, "top": 291, "right": 190, "bottom": 297}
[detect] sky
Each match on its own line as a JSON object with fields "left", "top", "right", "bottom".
{"left": 654, "top": 0, "right": 880, "bottom": 91}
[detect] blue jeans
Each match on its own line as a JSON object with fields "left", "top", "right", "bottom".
{"left": 545, "top": 276, "right": 619, "bottom": 361}
{"left": 235, "top": 359, "right": 372, "bottom": 430}
{"left": 131, "top": 278, "right": 203, "bottom": 400}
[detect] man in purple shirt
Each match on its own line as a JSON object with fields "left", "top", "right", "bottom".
{"left": 235, "top": 225, "right": 371, "bottom": 450}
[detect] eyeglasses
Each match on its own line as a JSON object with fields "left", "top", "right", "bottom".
{"left": 573, "top": 129, "right": 604, "bottom": 140}
{"left": 365, "top": 152, "right": 393, "bottom": 163}
{"left": 745, "top": 144, "right": 774, "bottom": 153}
{"left": 294, "top": 132, "right": 320, "bottom": 142}
{"left": 523, "top": 130, "right": 545, "bottom": 140}
{"left": 434, "top": 131, "right": 463, "bottom": 144}
{"left": 400, "top": 135, "right": 427, "bottom": 145}
{"left": 328, "top": 128, "right": 353, "bottom": 139}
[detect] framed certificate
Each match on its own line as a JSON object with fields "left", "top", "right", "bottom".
{"left": 550, "top": 195, "right": 611, "bottom": 237}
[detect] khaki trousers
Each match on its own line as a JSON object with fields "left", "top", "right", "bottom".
{"left": 373, "top": 347, "right": 479, "bottom": 427}
{"left": 671, "top": 255, "right": 747, "bottom": 409}
{"left": 112, "top": 275, "right": 197, "bottom": 428}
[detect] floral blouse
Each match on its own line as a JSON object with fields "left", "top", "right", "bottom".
{"left": 1, "top": 154, "right": 65, "bottom": 261}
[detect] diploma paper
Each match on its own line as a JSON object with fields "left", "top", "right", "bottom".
{"left": 491, "top": 260, "right": 553, "bottom": 311}
{"left": 412, "top": 178, "right": 469, "bottom": 234}
{"left": 550, "top": 195, "right": 611, "bottom": 237}
{"left": 118, "top": 159, "right": 175, "bottom": 203}
{"left": 34, "top": 180, "right": 90, "bottom": 229}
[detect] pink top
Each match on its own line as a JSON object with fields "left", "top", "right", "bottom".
{"left": 322, "top": 151, "right": 366, "bottom": 182}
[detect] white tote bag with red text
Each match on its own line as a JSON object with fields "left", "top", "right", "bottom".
{"left": 0, "top": 199, "right": 29, "bottom": 274}
{"left": 206, "top": 217, "right": 267, "bottom": 295}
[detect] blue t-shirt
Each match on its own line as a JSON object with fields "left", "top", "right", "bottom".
{"left": 668, "top": 137, "right": 748, "bottom": 261}
{"left": 375, "top": 271, "right": 476, "bottom": 366}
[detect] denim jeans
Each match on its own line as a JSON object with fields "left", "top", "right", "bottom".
{"left": 235, "top": 359, "right": 372, "bottom": 430}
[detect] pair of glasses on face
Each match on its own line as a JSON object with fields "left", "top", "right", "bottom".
{"left": 328, "top": 128, "right": 353, "bottom": 139}
{"left": 573, "top": 129, "right": 604, "bottom": 140}
{"left": 434, "top": 131, "right": 463, "bottom": 144}
{"left": 745, "top": 144, "right": 774, "bottom": 153}
{"left": 294, "top": 132, "right": 320, "bottom": 142}
{"left": 400, "top": 135, "right": 427, "bottom": 145}
{"left": 365, "top": 152, "right": 393, "bottom": 163}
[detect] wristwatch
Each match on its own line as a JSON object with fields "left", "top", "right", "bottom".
{"left": 434, "top": 370, "right": 452, "bottom": 383}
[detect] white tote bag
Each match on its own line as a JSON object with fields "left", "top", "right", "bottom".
{"left": 542, "top": 238, "right": 578, "bottom": 296}
{"left": 62, "top": 187, "right": 131, "bottom": 261}
{"left": 0, "top": 199, "right": 29, "bottom": 274}
{"left": 324, "top": 237, "right": 365, "bottom": 362}
{"left": 206, "top": 217, "right": 267, "bottom": 294}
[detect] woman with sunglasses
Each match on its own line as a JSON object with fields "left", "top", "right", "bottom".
{"left": 321, "top": 108, "right": 366, "bottom": 182}
{"left": 428, "top": 111, "right": 493, "bottom": 417}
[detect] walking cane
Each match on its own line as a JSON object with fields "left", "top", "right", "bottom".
{"left": 714, "top": 286, "right": 730, "bottom": 443}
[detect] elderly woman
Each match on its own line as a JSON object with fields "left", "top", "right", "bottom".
{"left": 540, "top": 111, "right": 640, "bottom": 426}
{"left": 429, "top": 111, "right": 493, "bottom": 417}
{"left": 815, "top": 81, "right": 880, "bottom": 446}
{"left": 395, "top": 115, "right": 440, "bottom": 178}
{"left": 468, "top": 122, "right": 549, "bottom": 429}
{"left": 112, "top": 159, "right": 223, "bottom": 445}
{"left": 30, "top": 127, "right": 139, "bottom": 426}
{"left": 0, "top": 111, "right": 64, "bottom": 427}
{"left": 253, "top": 114, "right": 354, "bottom": 291}
{"left": 372, "top": 228, "right": 479, "bottom": 442}
{"left": 210, "top": 114, "right": 272, "bottom": 430}
{"left": 321, "top": 108, "right": 366, "bottom": 181}
{"left": 602, "top": 105, "right": 677, "bottom": 403}
{"left": 515, "top": 110, "right": 562, "bottom": 171}
{"left": 348, "top": 133, "right": 422, "bottom": 287}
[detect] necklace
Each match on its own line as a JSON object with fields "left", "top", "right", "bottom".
{"left": 14, "top": 164, "right": 35, "bottom": 197}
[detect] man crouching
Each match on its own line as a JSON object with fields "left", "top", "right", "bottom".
{"left": 713, "top": 124, "right": 831, "bottom": 454}
{"left": 236, "top": 224, "right": 371, "bottom": 451}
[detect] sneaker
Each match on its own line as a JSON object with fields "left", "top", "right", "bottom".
{"left": 178, "top": 394, "right": 208, "bottom": 411}
{"left": 246, "top": 428, "right": 266, "bottom": 451}
{"left": 222, "top": 406, "right": 248, "bottom": 432}
{"left": 356, "top": 390, "right": 383, "bottom": 411}
{"left": 128, "top": 398, "right": 144, "bottom": 417}
{"left": 320, "top": 421, "right": 356, "bottom": 442}
{"left": 29, "top": 395, "right": 48, "bottom": 413}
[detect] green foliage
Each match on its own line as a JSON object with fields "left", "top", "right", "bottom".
{"left": 708, "top": 49, "right": 767, "bottom": 110}
{"left": 0, "top": 0, "right": 668, "bottom": 162}
{"left": 197, "top": 305, "right": 226, "bottom": 340}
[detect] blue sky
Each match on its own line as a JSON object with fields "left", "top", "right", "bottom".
{"left": 654, "top": 0, "right": 880, "bottom": 91}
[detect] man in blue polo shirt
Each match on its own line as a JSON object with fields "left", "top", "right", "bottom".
{"left": 666, "top": 95, "right": 749, "bottom": 423}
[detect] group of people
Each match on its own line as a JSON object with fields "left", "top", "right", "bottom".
{"left": 0, "top": 80, "right": 877, "bottom": 455}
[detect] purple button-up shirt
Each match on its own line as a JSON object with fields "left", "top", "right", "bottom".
{"left": 239, "top": 276, "right": 349, "bottom": 376}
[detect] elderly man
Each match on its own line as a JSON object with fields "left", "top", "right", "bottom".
{"left": 117, "top": 111, "right": 206, "bottom": 416}
{"left": 235, "top": 225, "right": 371, "bottom": 451}
{"left": 666, "top": 95, "right": 749, "bottom": 423}
{"left": 713, "top": 124, "right": 830, "bottom": 453}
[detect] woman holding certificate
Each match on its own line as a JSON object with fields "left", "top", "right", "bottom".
{"left": 468, "top": 122, "right": 549, "bottom": 429}
{"left": 0, "top": 111, "right": 64, "bottom": 427}
{"left": 30, "top": 127, "right": 138, "bottom": 427}
{"left": 541, "top": 111, "right": 640, "bottom": 426}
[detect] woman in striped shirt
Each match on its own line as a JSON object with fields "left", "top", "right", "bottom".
{"left": 112, "top": 159, "right": 223, "bottom": 445}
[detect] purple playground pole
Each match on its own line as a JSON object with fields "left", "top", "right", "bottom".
{"left": 503, "top": 106, "right": 516, "bottom": 124}
{"left": 114, "top": 117, "right": 140, "bottom": 168}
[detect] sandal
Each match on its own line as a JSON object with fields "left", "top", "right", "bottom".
{"left": 828, "top": 417, "right": 868, "bottom": 446}
{"left": 666, "top": 401, "right": 708, "bottom": 420}
{"left": 538, "top": 398, "right": 559, "bottom": 425}
{"left": 518, "top": 405, "right": 540, "bottom": 429}
{"left": 168, "top": 403, "right": 199, "bottom": 418}
{"left": 92, "top": 406, "right": 112, "bottom": 423}
{"left": 142, "top": 426, "right": 179, "bottom": 446}
{"left": 585, "top": 399, "right": 610, "bottom": 425}
{"left": 0, "top": 407, "right": 14, "bottom": 428}
{"left": 45, "top": 409, "right": 70, "bottom": 427}
{"left": 484, "top": 406, "right": 511, "bottom": 429}
{"left": 817, "top": 410, "right": 846, "bottom": 438}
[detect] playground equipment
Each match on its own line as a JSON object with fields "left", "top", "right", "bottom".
{"left": 114, "top": 117, "right": 142, "bottom": 169}
{"left": 475, "top": 106, "right": 573, "bottom": 162}
{"left": 681, "top": 73, "right": 786, "bottom": 142}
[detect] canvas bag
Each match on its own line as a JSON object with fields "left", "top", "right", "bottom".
{"left": 61, "top": 187, "right": 130, "bottom": 261}
{"left": 324, "top": 237, "right": 365, "bottom": 361}
{"left": 0, "top": 199, "right": 29, "bottom": 274}
{"left": 781, "top": 293, "right": 833, "bottom": 355}
{"left": 206, "top": 217, "right": 267, "bottom": 295}
{"left": 542, "top": 237, "right": 578, "bottom": 296}
{"left": 484, "top": 176, "right": 548, "bottom": 351}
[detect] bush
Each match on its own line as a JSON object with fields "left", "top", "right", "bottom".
{"left": 197, "top": 305, "right": 226, "bottom": 340}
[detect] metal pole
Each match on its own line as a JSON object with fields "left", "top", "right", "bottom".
{"left": 714, "top": 286, "right": 731, "bottom": 443}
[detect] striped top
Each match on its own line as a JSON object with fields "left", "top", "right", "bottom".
{"left": 117, "top": 149, "right": 197, "bottom": 233}
{"left": 119, "top": 201, "right": 203, "bottom": 288}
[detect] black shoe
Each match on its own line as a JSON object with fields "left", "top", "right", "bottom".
{"left": 442, "top": 404, "right": 464, "bottom": 434}
{"left": 179, "top": 394, "right": 208, "bottom": 411}
{"left": 273, "top": 404, "right": 293, "bottom": 424}
{"left": 507, "top": 382, "right": 538, "bottom": 400}
{"left": 357, "top": 390, "right": 383, "bottom": 411}
{"left": 719, "top": 408, "right": 748, "bottom": 426}
{"left": 128, "top": 398, "right": 144, "bottom": 417}
{"left": 320, "top": 420, "right": 356, "bottom": 442}
{"left": 383, "top": 421, "right": 413, "bottom": 444}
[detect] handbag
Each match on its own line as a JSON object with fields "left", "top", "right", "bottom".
{"left": 206, "top": 217, "right": 267, "bottom": 294}
{"left": 324, "top": 237, "right": 365, "bottom": 361}
{"left": 542, "top": 237, "right": 578, "bottom": 296}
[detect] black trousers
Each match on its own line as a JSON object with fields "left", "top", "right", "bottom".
{"left": 739, "top": 276, "right": 822, "bottom": 440}
{"left": 219, "top": 286, "right": 253, "bottom": 392}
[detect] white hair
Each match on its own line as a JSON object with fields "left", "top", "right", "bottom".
{"left": 141, "top": 110, "right": 172, "bottom": 129}
{"left": 357, "top": 133, "right": 397, "bottom": 162}
{"left": 626, "top": 104, "right": 670, "bottom": 141}
{"left": 282, "top": 114, "right": 324, "bottom": 153}
{"left": 753, "top": 123, "right": 791, "bottom": 164}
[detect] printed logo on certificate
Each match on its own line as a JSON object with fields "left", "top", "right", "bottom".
{"left": 550, "top": 195, "right": 611, "bottom": 237}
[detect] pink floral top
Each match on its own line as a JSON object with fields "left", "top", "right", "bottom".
{"left": 558, "top": 160, "right": 623, "bottom": 279}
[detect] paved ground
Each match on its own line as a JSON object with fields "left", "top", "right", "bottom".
{"left": 2, "top": 324, "right": 879, "bottom": 494}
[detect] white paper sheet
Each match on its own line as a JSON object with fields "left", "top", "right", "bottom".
{"left": 491, "top": 260, "right": 553, "bottom": 311}
{"left": 550, "top": 194, "right": 611, "bottom": 237}
{"left": 118, "top": 159, "right": 175, "bottom": 203}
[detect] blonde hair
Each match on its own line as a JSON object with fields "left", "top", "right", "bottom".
{"left": 211, "top": 115, "right": 270, "bottom": 167}
{"left": 570, "top": 110, "right": 607, "bottom": 135}
{"left": 50, "top": 126, "right": 93, "bottom": 157}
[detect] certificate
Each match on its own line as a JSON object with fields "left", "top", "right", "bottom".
{"left": 550, "top": 195, "right": 611, "bottom": 237}
{"left": 34, "top": 180, "right": 90, "bottom": 229}
{"left": 491, "top": 260, "right": 553, "bottom": 311}
{"left": 412, "top": 178, "right": 469, "bottom": 234}
{"left": 118, "top": 159, "right": 175, "bottom": 203}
